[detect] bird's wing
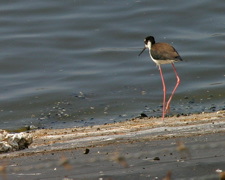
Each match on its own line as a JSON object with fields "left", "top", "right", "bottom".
{"left": 151, "top": 43, "right": 182, "bottom": 61}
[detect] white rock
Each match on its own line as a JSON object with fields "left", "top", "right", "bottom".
{"left": 0, "top": 129, "right": 33, "bottom": 153}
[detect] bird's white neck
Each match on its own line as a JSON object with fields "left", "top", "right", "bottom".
{"left": 146, "top": 41, "right": 152, "bottom": 57}
{"left": 146, "top": 41, "right": 152, "bottom": 50}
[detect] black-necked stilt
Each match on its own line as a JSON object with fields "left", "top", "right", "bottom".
{"left": 139, "top": 36, "right": 182, "bottom": 120}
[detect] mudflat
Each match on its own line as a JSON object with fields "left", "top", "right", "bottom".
{"left": 1, "top": 111, "right": 225, "bottom": 179}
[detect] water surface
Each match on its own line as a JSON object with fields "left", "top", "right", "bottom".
{"left": 0, "top": 0, "right": 224, "bottom": 130}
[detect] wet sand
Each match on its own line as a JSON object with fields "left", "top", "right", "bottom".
{"left": 0, "top": 111, "right": 225, "bottom": 179}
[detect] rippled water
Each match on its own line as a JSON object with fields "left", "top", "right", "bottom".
{"left": 0, "top": 0, "right": 224, "bottom": 130}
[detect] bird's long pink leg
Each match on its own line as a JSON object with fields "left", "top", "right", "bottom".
{"left": 165, "top": 63, "right": 180, "bottom": 113}
{"left": 158, "top": 65, "right": 166, "bottom": 120}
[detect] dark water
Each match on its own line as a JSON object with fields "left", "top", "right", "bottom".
{"left": 0, "top": 0, "right": 224, "bottom": 130}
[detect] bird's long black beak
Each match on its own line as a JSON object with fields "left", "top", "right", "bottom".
{"left": 138, "top": 47, "right": 146, "bottom": 56}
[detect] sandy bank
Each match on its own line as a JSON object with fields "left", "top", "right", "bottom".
{"left": 0, "top": 111, "right": 224, "bottom": 159}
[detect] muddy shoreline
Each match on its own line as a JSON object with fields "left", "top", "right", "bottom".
{"left": 1, "top": 111, "right": 224, "bottom": 159}
{"left": 0, "top": 111, "right": 225, "bottom": 179}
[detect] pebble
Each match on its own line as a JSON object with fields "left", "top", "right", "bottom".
{"left": 153, "top": 157, "right": 160, "bottom": 161}
{"left": 140, "top": 113, "right": 148, "bottom": 118}
{"left": 83, "top": 148, "right": 90, "bottom": 154}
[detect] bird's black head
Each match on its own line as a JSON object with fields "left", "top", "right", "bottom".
{"left": 144, "top": 36, "right": 155, "bottom": 45}
{"left": 138, "top": 36, "right": 156, "bottom": 56}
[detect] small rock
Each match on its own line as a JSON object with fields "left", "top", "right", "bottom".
{"left": 83, "top": 148, "right": 90, "bottom": 154}
{"left": 140, "top": 113, "right": 148, "bottom": 118}
{"left": 153, "top": 157, "right": 160, "bottom": 161}
{"left": 0, "top": 129, "right": 33, "bottom": 153}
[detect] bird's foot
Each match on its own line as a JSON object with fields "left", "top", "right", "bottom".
{"left": 165, "top": 104, "right": 170, "bottom": 114}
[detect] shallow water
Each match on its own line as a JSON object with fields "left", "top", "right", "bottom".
{"left": 0, "top": 0, "right": 224, "bottom": 130}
